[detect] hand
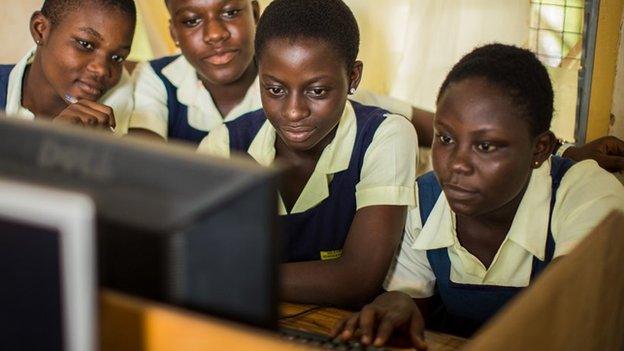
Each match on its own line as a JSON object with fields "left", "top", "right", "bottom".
{"left": 563, "top": 136, "right": 624, "bottom": 172}
{"left": 53, "top": 100, "right": 116, "bottom": 131}
{"left": 332, "top": 291, "right": 427, "bottom": 350}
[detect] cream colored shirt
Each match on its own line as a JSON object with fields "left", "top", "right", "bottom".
{"left": 3, "top": 48, "right": 134, "bottom": 135}
{"left": 198, "top": 100, "right": 418, "bottom": 215}
{"left": 129, "top": 55, "right": 414, "bottom": 139}
{"left": 384, "top": 158, "right": 624, "bottom": 298}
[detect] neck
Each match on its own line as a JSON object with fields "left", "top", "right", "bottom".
{"left": 457, "top": 180, "right": 530, "bottom": 235}
{"left": 200, "top": 63, "right": 258, "bottom": 117}
{"left": 21, "top": 53, "right": 66, "bottom": 118}
{"left": 275, "top": 126, "right": 338, "bottom": 165}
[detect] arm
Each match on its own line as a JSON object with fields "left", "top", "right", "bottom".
{"left": 561, "top": 136, "right": 624, "bottom": 172}
{"left": 410, "top": 106, "right": 434, "bottom": 147}
{"left": 281, "top": 114, "right": 418, "bottom": 306}
{"left": 281, "top": 204, "right": 407, "bottom": 307}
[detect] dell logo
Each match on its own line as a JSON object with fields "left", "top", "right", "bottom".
{"left": 36, "top": 139, "right": 113, "bottom": 181}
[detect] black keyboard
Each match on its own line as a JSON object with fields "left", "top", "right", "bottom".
{"left": 279, "top": 327, "right": 388, "bottom": 350}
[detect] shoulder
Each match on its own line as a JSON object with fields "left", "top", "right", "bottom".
{"left": 149, "top": 55, "right": 182, "bottom": 72}
{"left": 225, "top": 108, "right": 266, "bottom": 130}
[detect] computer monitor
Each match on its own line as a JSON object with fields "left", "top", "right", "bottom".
{"left": 0, "top": 178, "right": 96, "bottom": 351}
{"left": 0, "top": 115, "right": 281, "bottom": 329}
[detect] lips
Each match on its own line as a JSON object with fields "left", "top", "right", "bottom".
{"left": 203, "top": 49, "right": 238, "bottom": 65}
{"left": 442, "top": 183, "right": 479, "bottom": 201}
{"left": 281, "top": 127, "right": 315, "bottom": 143}
{"left": 76, "top": 80, "right": 104, "bottom": 99}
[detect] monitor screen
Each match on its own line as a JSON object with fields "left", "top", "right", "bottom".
{"left": 0, "top": 179, "right": 96, "bottom": 351}
{"left": 0, "top": 115, "right": 281, "bottom": 329}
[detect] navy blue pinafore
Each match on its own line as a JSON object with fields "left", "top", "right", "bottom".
{"left": 150, "top": 55, "right": 208, "bottom": 144}
{"left": 0, "top": 64, "right": 15, "bottom": 110}
{"left": 226, "top": 102, "right": 389, "bottom": 262}
{"left": 417, "top": 156, "right": 575, "bottom": 335}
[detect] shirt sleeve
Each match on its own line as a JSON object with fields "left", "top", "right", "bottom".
{"left": 196, "top": 123, "right": 231, "bottom": 158}
{"left": 128, "top": 61, "right": 170, "bottom": 138}
{"left": 552, "top": 160, "right": 624, "bottom": 257}
{"left": 350, "top": 89, "right": 413, "bottom": 120}
{"left": 355, "top": 114, "right": 418, "bottom": 209}
{"left": 102, "top": 69, "right": 134, "bottom": 136}
{"left": 383, "top": 207, "right": 436, "bottom": 298}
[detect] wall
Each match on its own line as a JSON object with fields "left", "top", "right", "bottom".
{"left": 0, "top": 0, "right": 42, "bottom": 63}
{"left": 610, "top": 6, "right": 624, "bottom": 139}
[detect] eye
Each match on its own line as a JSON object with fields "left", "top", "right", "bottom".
{"left": 182, "top": 17, "right": 201, "bottom": 27}
{"left": 307, "top": 88, "right": 327, "bottom": 98}
{"left": 76, "top": 39, "right": 94, "bottom": 51}
{"left": 222, "top": 9, "right": 241, "bottom": 19}
{"left": 111, "top": 54, "right": 125, "bottom": 64}
{"left": 437, "top": 134, "right": 453, "bottom": 145}
{"left": 267, "top": 87, "right": 285, "bottom": 97}
{"left": 476, "top": 142, "right": 497, "bottom": 152}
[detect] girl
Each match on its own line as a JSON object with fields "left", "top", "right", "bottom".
{"left": 198, "top": 0, "right": 417, "bottom": 307}
{"left": 127, "top": 0, "right": 434, "bottom": 147}
{"left": 334, "top": 44, "right": 624, "bottom": 349}
{"left": 0, "top": 0, "right": 135, "bottom": 134}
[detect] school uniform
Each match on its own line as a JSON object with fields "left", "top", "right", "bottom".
{"left": 129, "top": 55, "right": 414, "bottom": 144}
{"left": 0, "top": 48, "right": 134, "bottom": 135}
{"left": 198, "top": 100, "right": 418, "bottom": 262}
{"left": 383, "top": 156, "right": 624, "bottom": 335}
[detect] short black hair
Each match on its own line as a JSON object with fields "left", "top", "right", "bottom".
{"left": 41, "top": 0, "right": 136, "bottom": 26}
{"left": 255, "top": 0, "right": 360, "bottom": 71}
{"left": 437, "top": 43, "right": 554, "bottom": 137}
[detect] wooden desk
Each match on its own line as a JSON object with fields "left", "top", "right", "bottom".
{"left": 101, "top": 291, "right": 465, "bottom": 350}
{"left": 280, "top": 303, "right": 466, "bottom": 351}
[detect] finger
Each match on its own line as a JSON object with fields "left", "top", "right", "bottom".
{"left": 339, "top": 313, "right": 361, "bottom": 341}
{"left": 594, "top": 155, "right": 624, "bottom": 173}
{"left": 76, "top": 100, "right": 116, "bottom": 128}
{"left": 409, "top": 310, "right": 427, "bottom": 351}
{"left": 332, "top": 318, "right": 347, "bottom": 338}
{"left": 69, "top": 103, "right": 111, "bottom": 128}
{"left": 358, "top": 306, "right": 379, "bottom": 345}
{"left": 372, "top": 315, "right": 399, "bottom": 347}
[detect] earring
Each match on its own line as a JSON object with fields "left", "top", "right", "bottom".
{"left": 349, "top": 88, "right": 356, "bottom": 95}
{"left": 35, "top": 39, "right": 41, "bottom": 45}
{"left": 534, "top": 161, "right": 540, "bottom": 167}
{"left": 174, "top": 41, "right": 180, "bottom": 46}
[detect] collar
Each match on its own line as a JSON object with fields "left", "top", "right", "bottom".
{"left": 161, "top": 55, "right": 261, "bottom": 122}
{"left": 5, "top": 47, "right": 36, "bottom": 119}
{"left": 413, "top": 159, "right": 553, "bottom": 260}
{"left": 248, "top": 101, "right": 357, "bottom": 214}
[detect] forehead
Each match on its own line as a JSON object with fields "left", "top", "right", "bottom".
{"left": 167, "top": 0, "right": 249, "bottom": 11}
{"left": 436, "top": 77, "right": 531, "bottom": 135}
{"left": 51, "top": 4, "right": 134, "bottom": 43}
{"left": 259, "top": 38, "right": 345, "bottom": 72}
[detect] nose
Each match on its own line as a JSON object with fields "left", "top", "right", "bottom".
{"left": 203, "top": 19, "right": 230, "bottom": 44}
{"left": 86, "top": 54, "right": 111, "bottom": 80}
{"left": 283, "top": 93, "right": 310, "bottom": 122}
{"left": 448, "top": 144, "right": 474, "bottom": 176}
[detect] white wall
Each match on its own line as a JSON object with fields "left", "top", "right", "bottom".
{"left": 0, "top": 0, "right": 42, "bottom": 64}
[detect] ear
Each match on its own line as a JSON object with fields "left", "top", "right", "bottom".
{"left": 251, "top": 1, "right": 261, "bottom": 24}
{"left": 348, "top": 60, "right": 363, "bottom": 94}
{"left": 30, "top": 11, "right": 51, "bottom": 46}
{"left": 531, "top": 131, "right": 557, "bottom": 168}
{"left": 168, "top": 19, "right": 179, "bottom": 47}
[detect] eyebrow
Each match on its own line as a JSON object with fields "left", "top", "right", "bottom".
{"left": 78, "top": 27, "right": 103, "bottom": 41}
{"left": 77, "top": 27, "right": 132, "bottom": 51}
{"left": 261, "top": 74, "right": 333, "bottom": 86}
